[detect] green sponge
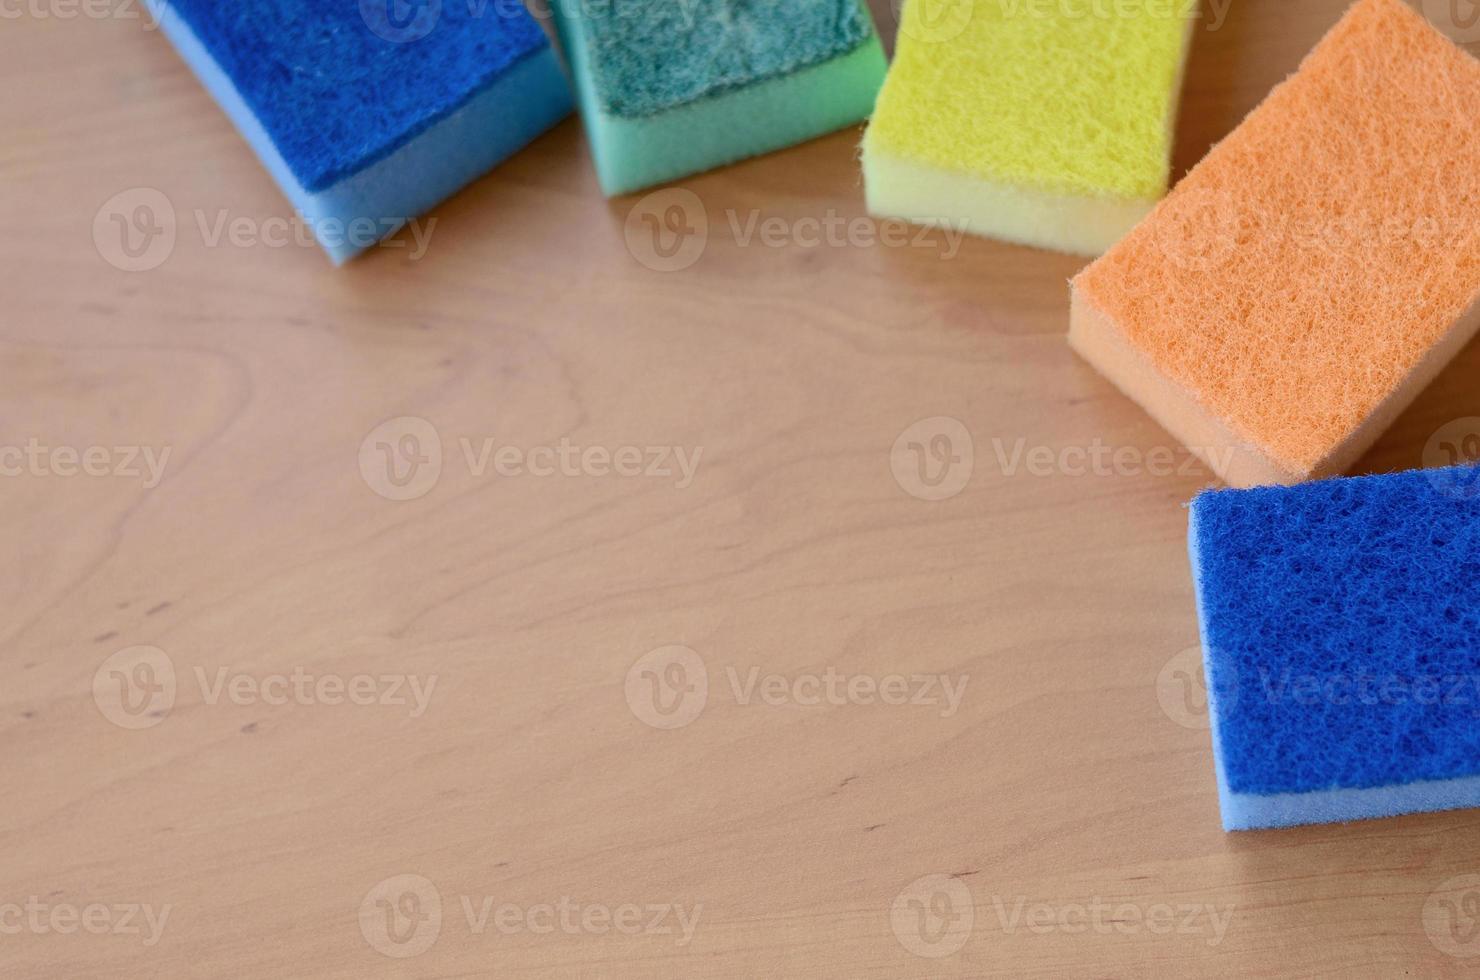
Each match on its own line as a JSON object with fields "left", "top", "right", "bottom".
{"left": 552, "top": 0, "right": 887, "bottom": 196}
{"left": 863, "top": 0, "right": 1197, "bottom": 255}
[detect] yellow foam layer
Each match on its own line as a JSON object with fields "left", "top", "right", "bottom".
{"left": 864, "top": 147, "right": 1160, "bottom": 257}
{"left": 863, "top": 0, "right": 1196, "bottom": 252}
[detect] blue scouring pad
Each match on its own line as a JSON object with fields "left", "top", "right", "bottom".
{"left": 147, "top": 0, "right": 573, "bottom": 263}
{"left": 1189, "top": 465, "right": 1480, "bottom": 831}
{"left": 550, "top": 0, "right": 887, "bottom": 196}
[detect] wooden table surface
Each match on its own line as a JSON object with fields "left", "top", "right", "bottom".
{"left": 5, "top": 1, "right": 1480, "bottom": 976}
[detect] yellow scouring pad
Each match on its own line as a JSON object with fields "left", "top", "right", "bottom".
{"left": 863, "top": 0, "right": 1199, "bottom": 256}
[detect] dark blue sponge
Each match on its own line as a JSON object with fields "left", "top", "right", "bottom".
{"left": 150, "top": 0, "right": 572, "bottom": 261}
{"left": 1189, "top": 465, "right": 1480, "bottom": 830}
{"left": 164, "top": 0, "right": 549, "bottom": 192}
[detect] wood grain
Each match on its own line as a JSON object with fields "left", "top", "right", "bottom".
{"left": 3, "top": 1, "right": 1479, "bottom": 976}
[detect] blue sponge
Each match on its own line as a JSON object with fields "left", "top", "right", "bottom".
{"left": 1189, "top": 466, "right": 1480, "bottom": 831}
{"left": 148, "top": 0, "right": 573, "bottom": 263}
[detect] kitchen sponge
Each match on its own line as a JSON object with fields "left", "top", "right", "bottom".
{"left": 551, "top": 0, "right": 887, "bottom": 196}
{"left": 862, "top": 0, "right": 1197, "bottom": 256}
{"left": 1190, "top": 465, "right": 1480, "bottom": 831}
{"left": 148, "top": 0, "right": 573, "bottom": 263}
{"left": 1072, "top": 0, "right": 1480, "bottom": 486}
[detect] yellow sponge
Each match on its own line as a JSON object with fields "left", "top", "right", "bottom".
{"left": 862, "top": 0, "right": 1198, "bottom": 256}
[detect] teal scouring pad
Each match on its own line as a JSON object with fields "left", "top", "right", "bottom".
{"left": 550, "top": 0, "right": 887, "bottom": 196}
{"left": 147, "top": 0, "right": 573, "bottom": 263}
{"left": 1189, "top": 466, "right": 1480, "bottom": 831}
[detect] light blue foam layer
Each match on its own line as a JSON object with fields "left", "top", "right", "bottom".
{"left": 149, "top": 1, "right": 572, "bottom": 264}
{"left": 1189, "top": 502, "right": 1480, "bottom": 832}
{"left": 1217, "top": 773, "right": 1480, "bottom": 831}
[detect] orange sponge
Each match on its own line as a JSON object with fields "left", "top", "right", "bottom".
{"left": 1071, "top": 0, "right": 1480, "bottom": 487}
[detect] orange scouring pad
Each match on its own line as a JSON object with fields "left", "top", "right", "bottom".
{"left": 1071, "top": 0, "right": 1480, "bottom": 488}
